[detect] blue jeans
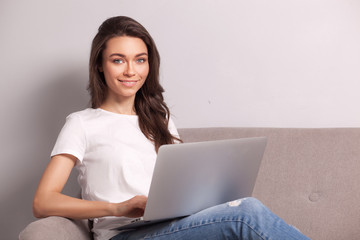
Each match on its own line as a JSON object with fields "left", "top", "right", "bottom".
{"left": 112, "top": 197, "right": 310, "bottom": 240}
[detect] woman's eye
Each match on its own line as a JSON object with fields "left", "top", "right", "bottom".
{"left": 137, "top": 58, "right": 147, "bottom": 63}
{"left": 113, "top": 59, "right": 124, "bottom": 64}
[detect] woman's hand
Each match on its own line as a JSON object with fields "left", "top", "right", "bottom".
{"left": 113, "top": 195, "right": 148, "bottom": 218}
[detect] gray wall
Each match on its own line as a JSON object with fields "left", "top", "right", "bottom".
{"left": 1, "top": 0, "right": 359, "bottom": 239}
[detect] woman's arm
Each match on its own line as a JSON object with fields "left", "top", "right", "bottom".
{"left": 33, "top": 154, "right": 147, "bottom": 219}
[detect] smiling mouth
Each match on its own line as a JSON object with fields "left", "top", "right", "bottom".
{"left": 118, "top": 79, "right": 139, "bottom": 82}
{"left": 118, "top": 79, "right": 139, "bottom": 87}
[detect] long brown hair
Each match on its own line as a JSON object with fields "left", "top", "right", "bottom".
{"left": 88, "top": 16, "right": 181, "bottom": 151}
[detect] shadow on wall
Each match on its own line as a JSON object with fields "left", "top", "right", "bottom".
{"left": 1, "top": 66, "right": 90, "bottom": 239}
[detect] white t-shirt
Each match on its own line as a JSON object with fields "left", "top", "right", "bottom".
{"left": 51, "top": 108, "right": 179, "bottom": 240}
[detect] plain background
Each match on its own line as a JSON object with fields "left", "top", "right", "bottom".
{"left": 1, "top": 0, "right": 359, "bottom": 239}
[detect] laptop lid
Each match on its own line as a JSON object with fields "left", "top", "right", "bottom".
{"left": 143, "top": 137, "right": 267, "bottom": 221}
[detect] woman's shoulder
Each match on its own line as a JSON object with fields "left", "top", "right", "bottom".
{"left": 65, "top": 108, "right": 102, "bottom": 123}
{"left": 67, "top": 108, "right": 96, "bottom": 117}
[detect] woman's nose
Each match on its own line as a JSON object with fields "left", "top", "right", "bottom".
{"left": 124, "top": 62, "right": 136, "bottom": 77}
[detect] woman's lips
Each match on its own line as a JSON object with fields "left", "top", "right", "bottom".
{"left": 118, "top": 79, "right": 138, "bottom": 87}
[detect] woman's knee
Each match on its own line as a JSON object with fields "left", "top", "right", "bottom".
{"left": 227, "top": 197, "right": 264, "bottom": 209}
{"left": 197, "top": 197, "right": 269, "bottom": 222}
{"left": 227, "top": 197, "right": 269, "bottom": 218}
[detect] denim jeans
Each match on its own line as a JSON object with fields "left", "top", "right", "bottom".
{"left": 111, "top": 197, "right": 310, "bottom": 240}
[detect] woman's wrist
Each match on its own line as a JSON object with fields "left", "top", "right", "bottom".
{"left": 108, "top": 202, "right": 116, "bottom": 216}
{"left": 108, "top": 202, "right": 123, "bottom": 217}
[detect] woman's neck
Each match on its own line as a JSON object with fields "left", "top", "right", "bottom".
{"left": 100, "top": 95, "right": 136, "bottom": 115}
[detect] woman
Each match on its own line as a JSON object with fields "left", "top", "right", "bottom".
{"left": 33, "top": 16, "right": 310, "bottom": 240}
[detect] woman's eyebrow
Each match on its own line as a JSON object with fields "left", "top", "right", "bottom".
{"left": 109, "top": 53, "right": 148, "bottom": 57}
{"left": 135, "top": 53, "right": 148, "bottom": 57}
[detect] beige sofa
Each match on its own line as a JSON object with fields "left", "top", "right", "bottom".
{"left": 19, "top": 128, "right": 360, "bottom": 240}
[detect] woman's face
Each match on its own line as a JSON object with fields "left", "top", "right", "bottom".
{"left": 100, "top": 36, "right": 149, "bottom": 102}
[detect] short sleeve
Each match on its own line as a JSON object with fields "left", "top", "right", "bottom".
{"left": 51, "top": 113, "right": 86, "bottom": 162}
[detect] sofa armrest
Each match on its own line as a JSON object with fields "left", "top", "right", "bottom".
{"left": 19, "top": 216, "right": 92, "bottom": 240}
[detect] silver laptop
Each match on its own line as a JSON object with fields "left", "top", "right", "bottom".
{"left": 115, "top": 137, "right": 267, "bottom": 230}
